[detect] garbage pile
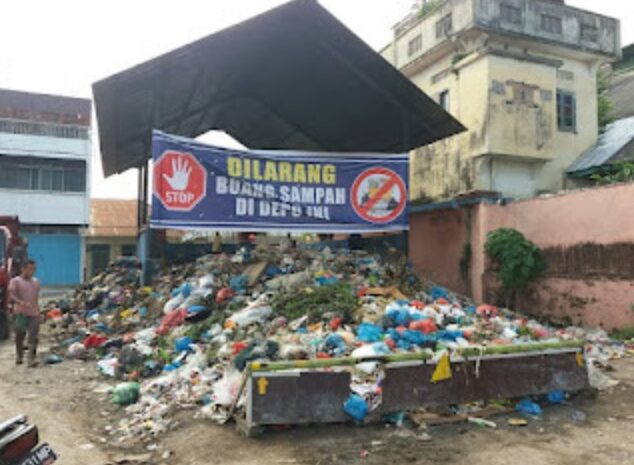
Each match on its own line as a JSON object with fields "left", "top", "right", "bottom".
{"left": 43, "top": 244, "right": 629, "bottom": 442}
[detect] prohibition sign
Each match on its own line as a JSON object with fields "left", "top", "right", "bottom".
{"left": 351, "top": 167, "right": 407, "bottom": 224}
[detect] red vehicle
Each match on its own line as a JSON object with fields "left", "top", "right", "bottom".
{"left": 0, "top": 215, "right": 24, "bottom": 341}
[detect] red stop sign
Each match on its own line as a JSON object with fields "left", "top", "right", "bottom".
{"left": 153, "top": 151, "right": 207, "bottom": 211}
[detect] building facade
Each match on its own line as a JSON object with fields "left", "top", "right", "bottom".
{"left": 381, "top": 0, "right": 621, "bottom": 201}
{"left": 86, "top": 199, "right": 184, "bottom": 279}
{"left": 0, "top": 89, "right": 91, "bottom": 285}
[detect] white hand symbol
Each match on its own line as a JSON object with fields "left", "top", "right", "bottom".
{"left": 163, "top": 156, "right": 192, "bottom": 191}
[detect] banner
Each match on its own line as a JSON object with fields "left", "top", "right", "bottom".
{"left": 150, "top": 131, "right": 409, "bottom": 233}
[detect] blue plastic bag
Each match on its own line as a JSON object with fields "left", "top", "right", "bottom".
{"left": 230, "top": 275, "right": 248, "bottom": 294}
{"left": 385, "top": 308, "right": 410, "bottom": 327}
{"left": 172, "top": 283, "right": 192, "bottom": 298}
{"left": 516, "top": 398, "right": 543, "bottom": 416}
{"left": 547, "top": 390, "right": 565, "bottom": 405}
{"left": 315, "top": 276, "right": 338, "bottom": 286}
{"left": 431, "top": 286, "right": 450, "bottom": 301}
{"left": 357, "top": 323, "right": 383, "bottom": 343}
{"left": 323, "top": 333, "right": 347, "bottom": 356}
{"left": 174, "top": 336, "right": 193, "bottom": 353}
{"left": 187, "top": 305, "right": 206, "bottom": 314}
{"left": 343, "top": 395, "right": 369, "bottom": 421}
{"left": 436, "top": 329, "right": 463, "bottom": 342}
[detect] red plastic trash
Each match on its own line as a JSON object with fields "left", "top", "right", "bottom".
{"left": 232, "top": 342, "right": 248, "bottom": 355}
{"left": 409, "top": 319, "right": 438, "bottom": 334}
{"left": 476, "top": 304, "right": 498, "bottom": 318}
{"left": 215, "top": 288, "right": 235, "bottom": 304}
{"left": 329, "top": 317, "right": 343, "bottom": 330}
{"left": 46, "top": 308, "right": 63, "bottom": 319}
{"left": 156, "top": 308, "right": 187, "bottom": 335}
{"left": 83, "top": 333, "right": 107, "bottom": 349}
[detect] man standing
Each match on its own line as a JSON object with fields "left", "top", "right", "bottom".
{"left": 8, "top": 260, "right": 40, "bottom": 367}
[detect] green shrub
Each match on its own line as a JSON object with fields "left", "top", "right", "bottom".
{"left": 485, "top": 228, "right": 546, "bottom": 306}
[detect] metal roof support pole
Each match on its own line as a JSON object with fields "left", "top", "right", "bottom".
{"left": 137, "top": 161, "right": 153, "bottom": 286}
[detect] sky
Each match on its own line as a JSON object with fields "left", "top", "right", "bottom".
{"left": 0, "top": 0, "right": 631, "bottom": 200}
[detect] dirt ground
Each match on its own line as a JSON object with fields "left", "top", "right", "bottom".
{"left": 0, "top": 335, "right": 632, "bottom": 465}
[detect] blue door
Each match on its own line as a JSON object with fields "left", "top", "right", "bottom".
{"left": 24, "top": 233, "right": 81, "bottom": 285}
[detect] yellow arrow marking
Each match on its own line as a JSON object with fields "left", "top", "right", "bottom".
{"left": 257, "top": 377, "right": 269, "bottom": 396}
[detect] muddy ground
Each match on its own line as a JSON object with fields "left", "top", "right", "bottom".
{"left": 0, "top": 334, "right": 632, "bottom": 465}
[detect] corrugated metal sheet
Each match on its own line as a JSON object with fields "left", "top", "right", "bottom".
{"left": 93, "top": 0, "right": 465, "bottom": 176}
{"left": 567, "top": 116, "right": 634, "bottom": 174}
{"left": 89, "top": 199, "right": 183, "bottom": 239}
{"left": 0, "top": 88, "right": 91, "bottom": 125}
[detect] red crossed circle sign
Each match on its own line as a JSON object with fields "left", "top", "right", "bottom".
{"left": 153, "top": 151, "right": 207, "bottom": 211}
{"left": 351, "top": 167, "right": 407, "bottom": 224}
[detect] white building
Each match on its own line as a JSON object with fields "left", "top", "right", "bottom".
{"left": 0, "top": 88, "right": 91, "bottom": 285}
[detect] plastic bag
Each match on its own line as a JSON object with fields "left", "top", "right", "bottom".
{"left": 230, "top": 275, "right": 248, "bottom": 294}
{"left": 547, "top": 390, "right": 565, "bottom": 405}
{"left": 171, "top": 282, "right": 192, "bottom": 298}
{"left": 111, "top": 382, "right": 140, "bottom": 405}
{"left": 175, "top": 336, "right": 193, "bottom": 353}
{"left": 97, "top": 357, "right": 119, "bottom": 377}
{"left": 357, "top": 323, "right": 383, "bottom": 343}
{"left": 343, "top": 394, "right": 369, "bottom": 422}
{"left": 83, "top": 333, "right": 107, "bottom": 349}
{"left": 409, "top": 319, "right": 438, "bottom": 334}
{"left": 198, "top": 274, "right": 215, "bottom": 289}
{"left": 212, "top": 369, "right": 243, "bottom": 406}
{"left": 163, "top": 293, "right": 185, "bottom": 314}
{"left": 215, "top": 288, "right": 235, "bottom": 304}
{"left": 67, "top": 342, "right": 87, "bottom": 359}
{"left": 156, "top": 309, "right": 187, "bottom": 335}
{"left": 516, "top": 398, "right": 542, "bottom": 416}
{"left": 225, "top": 298, "right": 272, "bottom": 328}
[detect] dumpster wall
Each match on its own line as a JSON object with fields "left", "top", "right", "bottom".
{"left": 410, "top": 182, "right": 634, "bottom": 329}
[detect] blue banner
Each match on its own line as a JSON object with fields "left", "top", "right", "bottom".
{"left": 150, "top": 131, "right": 409, "bottom": 233}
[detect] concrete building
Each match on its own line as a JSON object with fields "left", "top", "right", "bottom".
{"left": 381, "top": 0, "right": 621, "bottom": 201}
{"left": 0, "top": 88, "right": 91, "bottom": 285}
{"left": 86, "top": 199, "right": 183, "bottom": 278}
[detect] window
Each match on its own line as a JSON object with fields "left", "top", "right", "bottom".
{"left": 121, "top": 244, "right": 137, "bottom": 257}
{"left": 492, "top": 81, "right": 506, "bottom": 95}
{"left": 436, "top": 14, "right": 453, "bottom": 38}
{"left": 439, "top": 90, "right": 450, "bottom": 111}
{"left": 408, "top": 34, "right": 423, "bottom": 57}
{"left": 0, "top": 155, "right": 86, "bottom": 192}
{"left": 500, "top": 4, "right": 522, "bottom": 25}
{"left": 541, "top": 15, "right": 562, "bottom": 34}
{"left": 556, "top": 90, "right": 576, "bottom": 132}
{"left": 581, "top": 24, "right": 598, "bottom": 42}
{"left": 557, "top": 70, "right": 574, "bottom": 82}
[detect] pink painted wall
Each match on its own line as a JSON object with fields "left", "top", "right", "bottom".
{"left": 409, "top": 208, "right": 469, "bottom": 295}
{"left": 410, "top": 183, "right": 634, "bottom": 329}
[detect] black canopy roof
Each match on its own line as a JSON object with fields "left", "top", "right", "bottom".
{"left": 93, "top": 0, "right": 464, "bottom": 176}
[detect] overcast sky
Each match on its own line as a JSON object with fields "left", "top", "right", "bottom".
{"left": 0, "top": 0, "right": 630, "bottom": 199}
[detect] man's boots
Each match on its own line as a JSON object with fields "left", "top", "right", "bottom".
{"left": 15, "top": 332, "right": 24, "bottom": 365}
{"left": 28, "top": 346, "right": 37, "bottom": 368}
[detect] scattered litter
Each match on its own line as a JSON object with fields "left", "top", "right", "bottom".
{"left": 467, "top": 417, "right": 497, "bottom": 428}
{"left": 516, "top": 399, "right": 543, "bottom": 416}
{"left": 40, "top": 244, "right": 629, "bottom": 444}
